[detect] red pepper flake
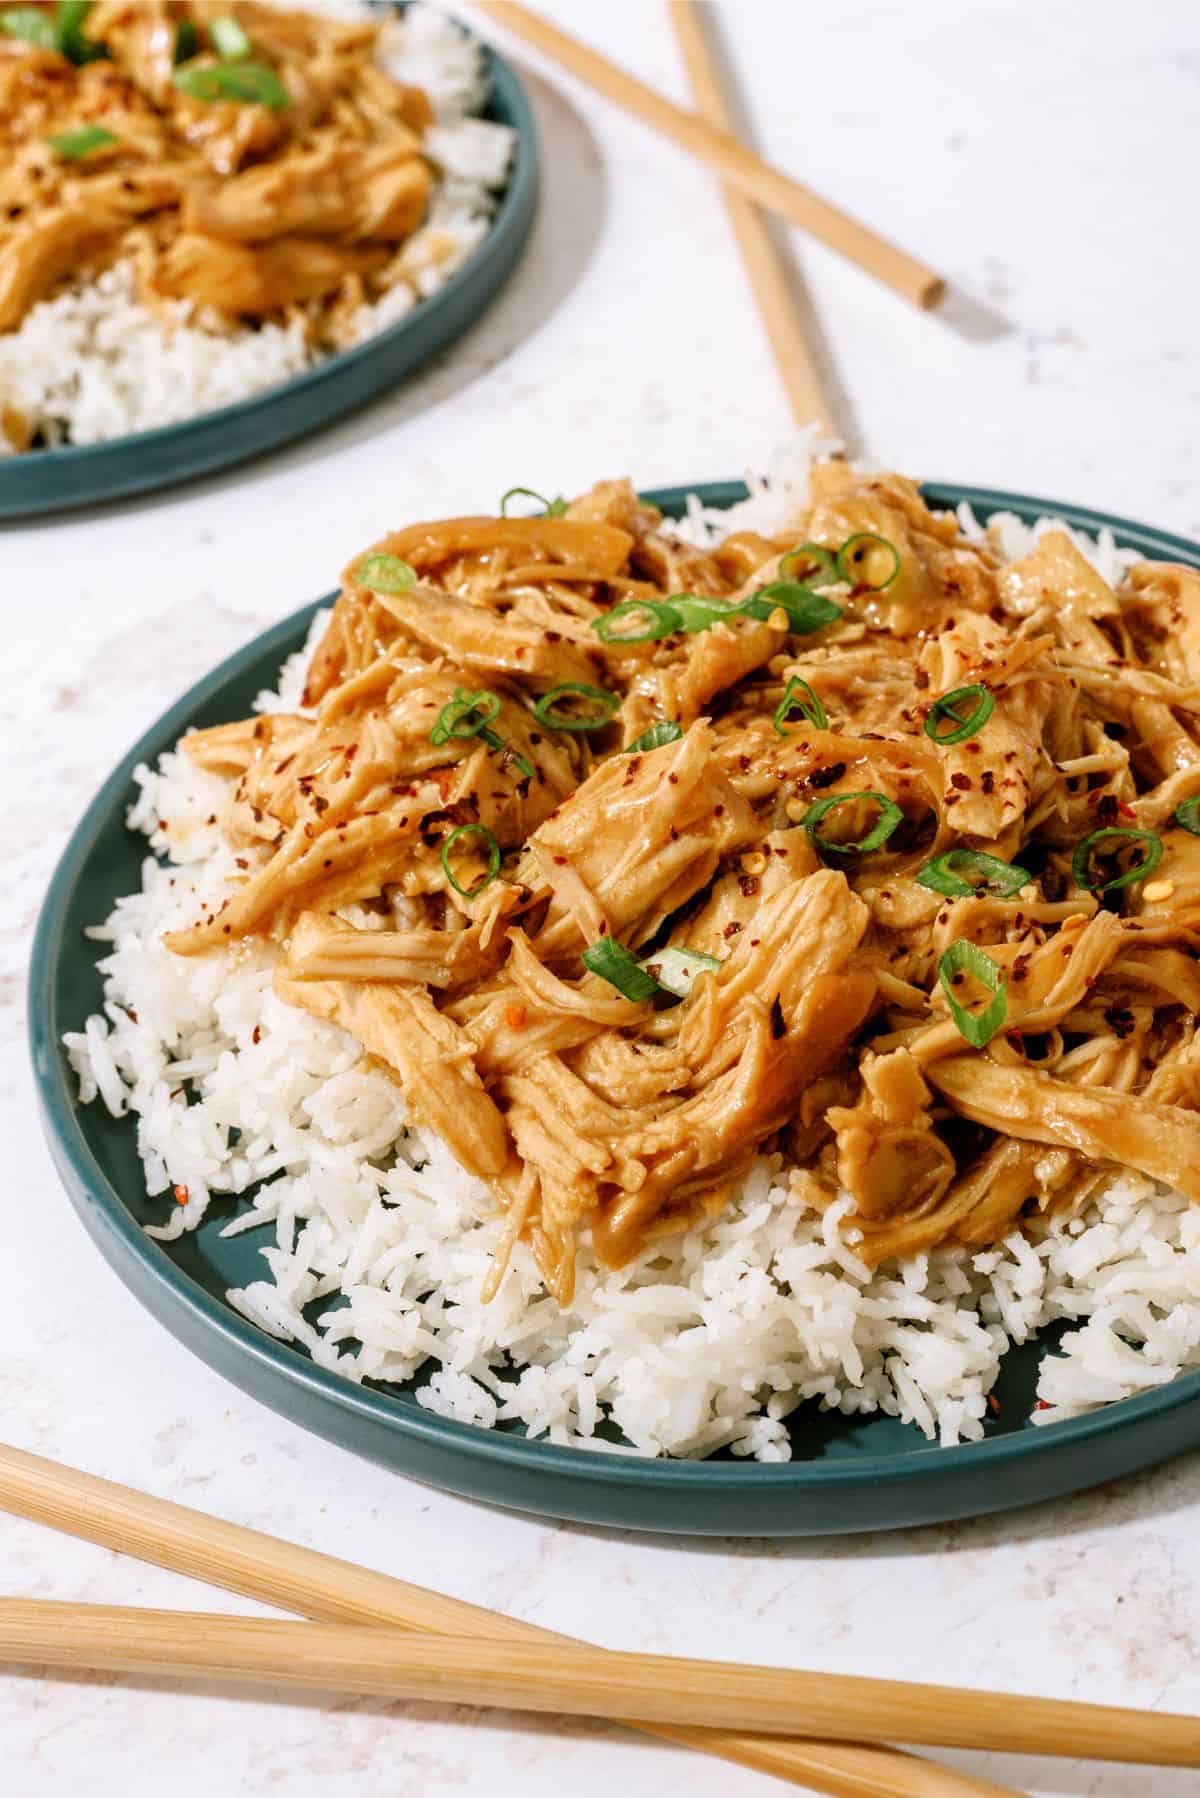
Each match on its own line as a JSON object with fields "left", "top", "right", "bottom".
{"left": 987, "top": 1393, "right": 1001, "bottom": 1416}
{"left": 722, "top": 921, "right": 743, "bottom": 939}
{"left": 980, "top": 770, "right": 995, "bottom": 795}
{"left": 1034, "top": 1399, "right": 1051, "bottom": 1412}
{"left": 950, "top": 772, "right": 972, "bottom": 791}
{"left": 504, "top": 1003, "right": 528, "bottom": 1030}
{"left": 739, "top": 874, "right": 760, "bottom": 898}
{"left": 173, "top": 1185, "right": 189, "bottom": 1207}
{"left": 1118, "top": 800, "right": 1137, "bottom": 820}
{"left": 252, "top": 1026, "right": 262, "bottom": 1045}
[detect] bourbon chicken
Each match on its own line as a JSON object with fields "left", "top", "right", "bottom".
{"left": 166, "top": 463, "right": 1200, "bottom": 1303}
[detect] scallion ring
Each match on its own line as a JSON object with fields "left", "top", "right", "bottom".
{"left": 641, "top": 946, "right": 720, "bottom": 999}
{"left": 667, "top": 592, "right": 740, "bottom": 634}
{"left": 174, "top": 16, "right": 196, "bottom": 60}
{"left": 592, "top": 599, "right": 682, "bottom": 643}
{"left": 916, "top": 848, "right": 1031, "bottom": 899}
{"left": 354, "top": 552, "right": 415, "bottom": 594}
{"left": 924, "top": 683, "right": 995, "bottom": 745}
{"left": 0, "top": 7, "right": 57, "bottom": 49}
{"left": 623, "top": 720, "right": 683, "bottom": 754}
{"left": 56, "top": 0, "right": 106, "bottom": 63}
{"left": 773, "top": 676, "right": 828, "bottom": 735}
{"left": 836, "top": 533, "right": 901, "bottom": 592}
{"left": 1173, "top": 797, "right": 1200, "bottom": 837}
{"left": 48, "top": 123, "right": 117, "bottom": 159}
{"left": 499, "top": 486, "right": 567, "bottom": 518}
{"left": 172, "top": 60, "right": 290, "bottom": 108}
{"left": 938, "top": 940, "right": 1008, "bottom": 1048}
{"left": 209, "top": 15, "right": 252, "bottom": 59}
{"left": 1071, "top": 827, "right": 1163, "bottom": 894}
{"left": 441, "top": 824, "right": 500, "bottom": 901}
{"left": 802, "top": 790, "right": 904, "bottom": 857}
{"left": 532, "top": 683, "right": 620, "bottom": 732}
{"left": 430, "top": 688, "right": 501, "bottom": 747}
{"left": 780, "top": 543, "right": 839, "bottom": 584}
{"left": 581, "top": 937, "right": 661, "bottom": 1003}
{"left": 739, "top": 581, "right": 844, "bottom": 635}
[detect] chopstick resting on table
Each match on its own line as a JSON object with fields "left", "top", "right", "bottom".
{"left": 0, "top": 1443, "right": 1021, "bottom": 1798}
{"left": 667, "top": 0, "right": 833, "bottom": 432}
{"left": 471, "top": 1, "right": 945, "bottom": 310}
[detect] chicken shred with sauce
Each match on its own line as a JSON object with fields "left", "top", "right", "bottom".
{"left": 0, "top": 1, "right": 445, "bottom": 383}
{"left": 166, "top": 462, "right": 1200, "bottom": 1303}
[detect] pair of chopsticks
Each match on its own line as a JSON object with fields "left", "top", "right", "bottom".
{"left": 473, "top": 2, "right": 943, "bottom": 437}
{"left": 3, "top": 1444, "right": 1199, "bottom": 1798}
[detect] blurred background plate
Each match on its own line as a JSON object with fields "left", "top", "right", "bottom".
{"left": 28, "top": 480, "right": 1200, "bottom": 1535}
{"left": 0, "top": 13, "right": 537, "bottom": 521}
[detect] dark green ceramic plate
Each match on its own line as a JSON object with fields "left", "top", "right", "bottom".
{"left": 29, "top": 482, "right": 1200, "bottom": 1535}
{"left": 0, "top": 13, "right": 536, "bottom": 520}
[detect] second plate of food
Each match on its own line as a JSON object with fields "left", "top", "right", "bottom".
{"left": 29, "top": 464, "right": 1200, "bottom": 1534}
{"left": 0, "top": 2, "right": 536, "bottom": 517}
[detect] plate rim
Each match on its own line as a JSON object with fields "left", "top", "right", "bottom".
{"left": 28, "top": 479, "right": 1200, "bottom": 1500}
{"left": 0, "top": 8, "right": 537, "bottom": 510}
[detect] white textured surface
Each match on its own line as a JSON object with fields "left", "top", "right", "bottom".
{"left": 3, "top": 2, "right": 1200, "bottom": 1793}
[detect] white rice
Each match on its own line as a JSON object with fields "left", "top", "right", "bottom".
{"left": 0, "top": 3, "right": 516, "bottom": 451}
{"left": 63, "top": 452, "right": 1200, "bottom": 1460}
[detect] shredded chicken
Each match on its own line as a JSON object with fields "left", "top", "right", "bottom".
{"left": 164, "top": 462, "right": 1200, "bottom": 1301}
{"left": 0, "top": 2, "right": 439, "bottom": 355}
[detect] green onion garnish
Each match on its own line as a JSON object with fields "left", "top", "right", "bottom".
{"left": 173, "top": 59, "right": 290, "bottom": 108}
{"left": 441, "top": 824, "right": 500, "bottom": 900}
{"left": 780, "top": 543, "right": 838, "bottom": 584}
{"left": 623, "top": 720, "right": 682, "bottom": 754}
{"left": 174, "top": 17, "right": 196, "bottom": 61}
{"left": 499, "top": 486, "right": 567, "bottom": 518}
{"left": 47, "top": 123, "right": 117, "bottom": 159}
{"left": 667, "top": 592, "right": 739, "bottom": 634}
{"left": 938, "top": 940, "right": 1007, "bottom": 1048}
{"left": 592, "top": 599, "right": 682, "bottom": 643}
{"left": 354, "top": 552, "right": 415, "bottom": 594}
{"left": 802, "top": 790, "right": 903, "bottom": 857}
{"left": 209, "top": 15, "right": 252, "bottom": 60}
{"left": 773, "top": 676, "right": 827, "bottom": 735}
{"left": 739, "top": 580, "right": 844, "bottom": 635}
{"left": 924, "top": 683, "right": 995, "bottom": 746}
{"left": 916, "top": 849, "right": 1031, "bottom": 900}
{"left": 582, "top": 937, "right": 661, "bottom": 1002}
{"left": 532, "top": 683, "right": 620, "bottom": 732}
{"left": 1173, "top": 798, "right": 1200, "bottom": 836}
{"left": 430, "top": 688, "right": 501, "bottom": 747}
{"left": 641, "top": 946, "right": 720, "bottom": 998}
{"left": 0, "top": 6, "right": 57, "bottom": 49}
{"left": 836, "top": 533, "right": 901, "bottom": 591}
{"left": 57, "top": 0, "right": 105, "bottom": 61}
{"left": 1071, "top": 827, "right": 1163, "bottom": 894}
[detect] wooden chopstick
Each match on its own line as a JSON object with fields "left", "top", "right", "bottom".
{"left": 471, "top": 1, "right": 945, "bottom": 311}
{"left": 4, "top": 1598, "right": 1199, "bottom": 1767}
{"left": 0, "top": 1444, "right": 1019, "bottom": 1798}
{"left": 668, "top": 0, "right": 833, "bottom": 432}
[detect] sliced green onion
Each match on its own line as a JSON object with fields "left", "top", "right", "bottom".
{"left": 780, "top": 543, "right": 838, "bottom": 583}
{"left": 489, "top": 734, "right": 534, "bottom": 781}
{"left": 354, "top": 552, "right": 415, "bottom": 594}
{"left": 0, "top": 7, "right": 57, "bottom": 49}
{"left": 592, "top": 598, "right": 682, "bottom": 643}
{"left": 582, "top": 937, "right": 661, "bottom": 1002}
{"left": 173, "top": 59, "right": 290, "bottom": 108}
{"left": 640, "top": 946, "right": 720, "bottom": 999}
{"left": 623, "top": 720, "right": 682, "bottom": 754}
{"left": 836, "top": 532, "right": 901, "bottom": 591}
{"left": 924, "top": 683, "right": 995, "bottom": 745}
{"left": 57, "top": 0, "right": 105, "bottom": 61}
{"left": 499, "top": 485, "right": 567, "bottom": 518}
{"left": 441, "top": 824, "right": 500, "bottom": 900}
{"left": 916, "top": 849, "right": 1032, "bottom": 900}
{"left": 532, "top": 683, "right": 620, "bottom": 732}
{"left": 802, "top": 790, "right": 903, "bottom": 857}
{"left": 430, "top": 688, "right": 501, "bottom": 747}
{"left": 667, "top": 592, "right": 739, "bottom": 634}
{"left": 47, "top": 123, "right": 117, "bottom": 159}
{"left": 1173, "top": 798, "right": 1200, "bottom": 836}
{"left": 209, "top": 15, "right": 252, "bottom": 60}
{"left": 773, "top": 676, "right": 827, "bottom": 735}
{"left": 939, "top": 940, "right": 1007, "bottom": 1048}
{"left": 174, "top": 17, "right": 196, "bottom": 61}
{"left": 739, "top": 580, "right": 844, "bottom": 635}
{"left": 1071, "top": 827, "right": 1163, "bottom": 894}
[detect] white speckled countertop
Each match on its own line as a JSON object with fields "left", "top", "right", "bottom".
{"left": 4, "top": 3, "right": 1200, "bottom": 1793}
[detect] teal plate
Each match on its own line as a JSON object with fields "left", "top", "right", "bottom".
{"left": 28, "top": 482, "right": 1200, "bottom": 1535}
{"left": 0, "top": 12, "right": 536, "bottom": 520}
